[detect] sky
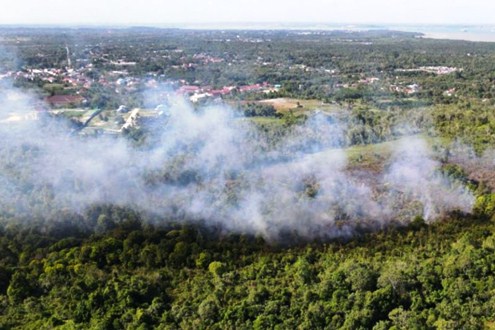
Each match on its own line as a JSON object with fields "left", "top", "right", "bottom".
{"left": 0, "top": 0, "right": 494, "bottom": 26}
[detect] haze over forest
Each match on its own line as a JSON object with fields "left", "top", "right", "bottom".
{"left": 1, "top": 1, "right": 495, "bottom": 328}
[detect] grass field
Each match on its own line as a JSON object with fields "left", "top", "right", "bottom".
{"left": 258, "top": 98, "right": 341, "bottom": 114}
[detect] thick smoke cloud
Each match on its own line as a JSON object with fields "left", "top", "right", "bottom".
{"left": 384, "top": 138, "right": 474, "bottom": 221}
{"left": 0, "top": 82, "right": 474, "bottom": 239}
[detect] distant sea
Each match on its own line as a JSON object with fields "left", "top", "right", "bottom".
{"left": 167, "top": 22, "right": 495, "bottom": 42}
{"left": 390, "top": 25, "right": 495, "bottom": 42}
{"left": 4, "top": 22, "right": 495, "bottom": 43}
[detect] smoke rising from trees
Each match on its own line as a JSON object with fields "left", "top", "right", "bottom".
{"left": 0, "top": 82, "right": 474, "bottom": 239}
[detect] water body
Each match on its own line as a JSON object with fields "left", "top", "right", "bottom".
{"left": 6, "top": 23, "right": 495, "bottom": 43}
{"left": 390, "top": 25, "right": 495, "bottom": 42}
{"left": 166, "top": 23, "right": 495, "bottom": 43}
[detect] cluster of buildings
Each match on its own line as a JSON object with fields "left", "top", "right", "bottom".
{"left": 6, "top": 66, "right": 95, "bottom": 88}
{"left": 395, "top": 66, "right": 461, "bottom": 75}
{"left": 0, "top": 47, "right": 463, "bottom": 110}
{"left": 389, "top": 83, "right": 420, "bottom": 95}
{"left": 333, "top": 77, "right": 380, "bottom": 90}
{"left": 0, "top": 62, "right": 170, "bottom": 107}
{"left": 0, "top": 60, "right": 282, "bottom": 109}
{"left": 178, "top": 82, "right": 280, "bottom": 103}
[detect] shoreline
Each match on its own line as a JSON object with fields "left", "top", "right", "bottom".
{"left": 421, "top": 32, "right": 495, "bottom": 43}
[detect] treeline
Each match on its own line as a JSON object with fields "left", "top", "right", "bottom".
{"left": 432, "top": 100, "right": 495, "bottom": 154}
{"left": 1, "top": 203, "right": 495, "bottom": 329}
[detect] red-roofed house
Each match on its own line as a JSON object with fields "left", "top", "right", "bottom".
{"left": 210, "top": 87, "right": 232, "bottom": 96}
{"left": 177, "top": 85, "right": 201, "bottom": 94}
{"left": 239, "top": 84, "right": 262, "bottom": 92}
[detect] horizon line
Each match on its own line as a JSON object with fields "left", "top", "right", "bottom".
{"left": 0, "top": 22, "right": 494, "bottom": 29}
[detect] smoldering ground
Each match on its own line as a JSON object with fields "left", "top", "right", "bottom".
{"left": 0, "top": 83, "right": 475, "bottom": 240}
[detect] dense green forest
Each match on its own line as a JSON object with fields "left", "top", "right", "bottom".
{"left": 2, "top": 27, "right": 495, "bottom": 329}
{"left": 2, "top": 205, "right": 495, "bottom": 329}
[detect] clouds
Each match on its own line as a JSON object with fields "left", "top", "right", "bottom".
{"left": 0, "top": 0, "right": 493, "bottom": 25}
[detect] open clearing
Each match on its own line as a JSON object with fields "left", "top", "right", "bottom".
{"left": 258, "top": 98, "right": 340, "bottom": 113}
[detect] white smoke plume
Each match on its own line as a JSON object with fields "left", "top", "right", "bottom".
{"left": 0, "top": 82, "right": 475, "bottom": 240}
{"left": 383, "top": 138, "right": 474, "bottom": 222}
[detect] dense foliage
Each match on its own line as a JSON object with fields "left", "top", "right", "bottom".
{"left": 3, "top": 27, "right": 495, "bottom": 109}
{"left": 2, "top": 27, "right": 495, "bottom": 329}
{"left": 1, "top": 207, "right": 495, "bottom": 329}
